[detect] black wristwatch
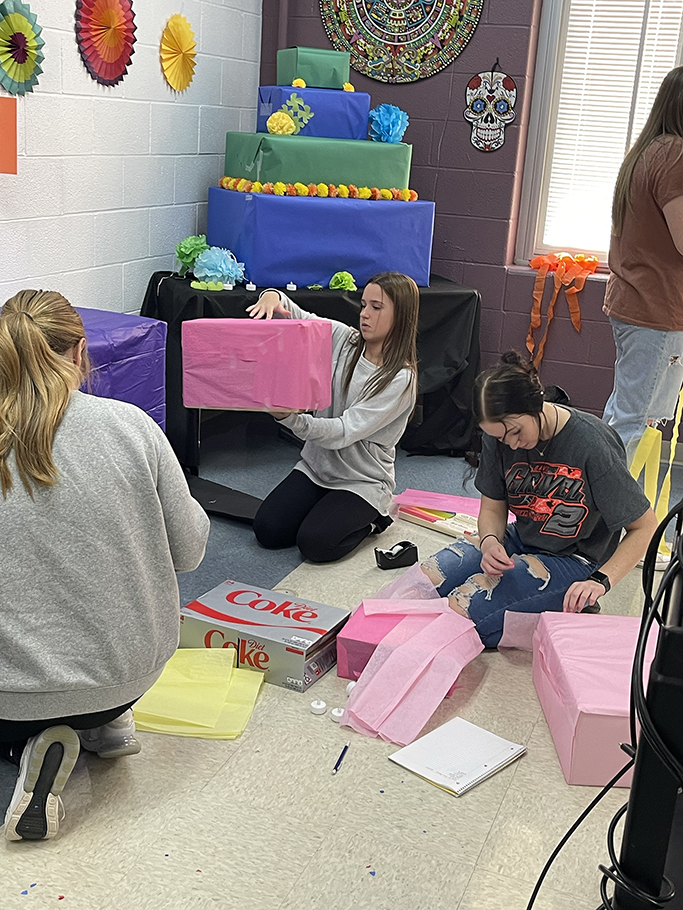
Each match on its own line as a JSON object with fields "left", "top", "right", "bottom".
{"left": 587, "top": 569, "right": 611, "bottom": 594}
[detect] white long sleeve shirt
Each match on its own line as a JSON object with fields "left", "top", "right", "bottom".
{"left": 274, "top": 294, "right": 415, "bottom": 514}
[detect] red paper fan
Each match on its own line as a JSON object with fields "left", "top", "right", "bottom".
{"left": 75, "top": 0, "right": 136, "bottom": 86}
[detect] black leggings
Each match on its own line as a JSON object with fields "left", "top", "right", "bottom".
{"left": 0, "top": 702, "right": 135, "bottom": 765}
{"left": 253, "top": 470, "right": 380, "bottom": 563}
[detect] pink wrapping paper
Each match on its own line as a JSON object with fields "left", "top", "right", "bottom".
{"left": 532, "top": 613, "right": 658, "bottom": 786}
{"left": 342, "top": 609, "right": 483, "bottom": 745}
{"left": 366, "top": 562, "right": 443, "bottom": 606}
{"left": 362, "top": 598, "right": 451, "bottom": 615}
{"left": 498, "top": 611, "right": 543, "bottom": 651}
{"left": 181, "top": 318, "right": 332, "bottom": 411}
{"left": 393, "top": 490, "right": 483, "bottom": 516}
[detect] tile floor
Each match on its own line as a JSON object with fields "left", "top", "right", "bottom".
{"left": 0, "top": 517, "right": 654, "bottom": 909}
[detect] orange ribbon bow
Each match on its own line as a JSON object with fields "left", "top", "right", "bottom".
{"left": 527, "top": 252, "right": 599, "bottom": 369}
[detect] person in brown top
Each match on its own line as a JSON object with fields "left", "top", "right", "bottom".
{"left": 603, "top": 66, "right": 683, "bottom": 462}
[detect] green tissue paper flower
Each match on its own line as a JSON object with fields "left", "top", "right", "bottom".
{"left": 176, "top": 234, "right": 209, "bottom": 275}
{"left": 329, "top": 271, "right": 357, "bottom": 291}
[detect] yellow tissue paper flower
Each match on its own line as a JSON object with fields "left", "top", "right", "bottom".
{"left": 358, "top": 186, "right": 371, "bottom": 199}
{"left": 338, "top": 184, "right": 349, "bottom": 198}
{"left": 316, "top": 183, "right": 329, "bottom": 197}
{"left": 273, "top": 182, "right": 286, "bottom": 196}
{"left": 295, "top": 182, "right": 309, "bottom": 196}
{"left": 292, "top": 78, "right": 306, "bottom": 88}
{"left": 380, "top": 188, "right": 392, "bottom": 199}
{"left": 267, "top": 111, "right": 296, "bottom": 135}
{"left": 237, "top": 178, "right": 249, "bottom": 191}
{"left": 252, "top": 181, "right": 263, "bottom": 193}
{"left": 342, "top": 82, "right": 355, "bottom": 91}
{"left": 401, "top": 188, "right": 411, "bottom": 201}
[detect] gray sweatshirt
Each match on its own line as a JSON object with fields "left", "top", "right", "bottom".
{"left": 273, "top": 294, "right": 415, "bottom": 514}
{"left": 0, "top": 391, "right": 210, "bottom": 721}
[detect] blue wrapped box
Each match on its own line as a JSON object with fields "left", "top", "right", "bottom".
{"left": 257, "top": 86, "right": 370, "bottom": 140}
{"left": 206, "top": 185, "right": 434, "bottom": 288}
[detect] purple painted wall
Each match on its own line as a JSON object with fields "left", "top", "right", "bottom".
{"left": 260, "top": 0, "right": 615, "bottom": 415}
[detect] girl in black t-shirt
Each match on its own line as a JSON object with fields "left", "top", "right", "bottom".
{"left": 420, "top": 352, "right": 657, "bottom": 647}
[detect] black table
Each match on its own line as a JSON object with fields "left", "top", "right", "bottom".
{"left": 141, "top": 272, "right": 481, "bottom": 471}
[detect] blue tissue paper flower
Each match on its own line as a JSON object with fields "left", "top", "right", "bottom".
{"left": 368, "top": 104, "right": 409, "bottom": 143}
{"left": 193, "top": 247, "right": 245, "bottom": 284}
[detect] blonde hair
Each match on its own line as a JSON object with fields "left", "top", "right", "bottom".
{"left": 0, "top": 290, "right": 89, "bottom": 497}
{"left": 342, "top": 271, "right": 419, "bottom": 401}
{"left": 612, "top": 66, "right": 683, "bottom": 236}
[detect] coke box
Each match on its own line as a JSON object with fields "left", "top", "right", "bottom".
{"left": 180, "top": 579, "right": 349, "bottom": 692}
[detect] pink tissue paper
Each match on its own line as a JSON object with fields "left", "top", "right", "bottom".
{"left": 533, "top": 612, "right": 657, "bottom": 787}
{"left": 342, "top": 605, "right": 483, "bottom": 746}
{"left": 181, "top": 318, "right": 332, "bottom": 411}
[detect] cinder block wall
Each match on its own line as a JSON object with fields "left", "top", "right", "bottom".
{"left": 0, "top": 0, "right": 262, "bottom": 313}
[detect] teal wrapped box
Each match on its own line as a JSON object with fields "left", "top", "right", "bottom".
{"left": 277, "top": 46, "right": 350, "bottom": 89}
{"left": 257, "top": 86, "right": 370, "bottom": 140}
{"left": 224, "top": 132, "right": 412, "bottom": 190}
{"left": 206, "top": 186, "right": 434, "bottom": 287}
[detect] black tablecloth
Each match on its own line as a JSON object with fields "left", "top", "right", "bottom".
{"left": 141, "top": 273, "right": 481, "bottom": 469}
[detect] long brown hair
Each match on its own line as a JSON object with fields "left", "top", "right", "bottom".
{"left": 473, "top": 351, "right": 545, "bottom": 426}
{"left": 341, "top": 272, "right": 419, "bottom": 401}
{"left": 0, "top": 290, "right": 89, "bottom": 497}
{"left": 612, "top": 65, "right": 683, "bottom": 236}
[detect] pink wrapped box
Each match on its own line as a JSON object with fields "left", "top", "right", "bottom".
{"left": 181, "top": 318, "right": 332, "bottom": 411}
{"left": 337, "top": 605, "right": 404, "bottom": 680}
{"left": 533, "top": 613, "right": 656, "bottom": 787}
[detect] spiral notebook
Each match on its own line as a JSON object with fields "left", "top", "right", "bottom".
{"left": 388, "top": 717, "right": 526, "bottom": 796}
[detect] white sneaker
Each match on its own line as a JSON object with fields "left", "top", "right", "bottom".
{"left": 77, "top": 709, "right": 141, "bottom": 759}
{"left": 638, "top": 552, "right": 671, "bottom": 571}
{"left": 4, "top": 725, "right": 80, "bottom": 841}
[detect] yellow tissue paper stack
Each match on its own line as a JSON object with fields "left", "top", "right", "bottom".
{"left": 134, "top": 649, "right": 263, "bottom": 739}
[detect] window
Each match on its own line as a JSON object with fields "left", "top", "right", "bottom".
{"left": 516, "top": 0, "right": 683, "bottom": 265}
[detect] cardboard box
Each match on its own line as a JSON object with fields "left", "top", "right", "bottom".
{"left": 180, "top": 580, "right": 349, "bottom": 692}
{"left": 532, "top": 613, "right": 657, "bottom": 787}
{"left": 336, "top": 604, "right": 403, "bottom": 680}
{"left": 206, "top": 187, "right": 434, "bottom": 288}
{"left": 276, "top": 46, "right": 350, "bottom": 89}
{"left": 257, "top": 86, "right": 371, "bottom": 140}
{"left": 181, "top": 318, "right": 332, "bottom": 411}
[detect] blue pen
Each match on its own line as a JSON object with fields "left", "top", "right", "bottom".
{"left": 332, "top": 741, "right": 350, "bottom": 775}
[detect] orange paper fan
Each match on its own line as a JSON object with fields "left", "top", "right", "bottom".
{"left": 160, "top": 13, "right": 196, "bottom": 92}
{"left": 75, "top": 0, "right": 136, "bottom": 86}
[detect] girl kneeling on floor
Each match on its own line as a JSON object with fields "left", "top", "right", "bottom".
{"left": 420, "top": 352, "right": 657, "bottom": 648}
{"left": 0, "top": 291, "right": 209, "bottom": 841}
{"left": 248, "top": 272, "right": 419, "bottom": 563}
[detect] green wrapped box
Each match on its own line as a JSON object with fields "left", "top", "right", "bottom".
{"left": 225, "top": 132, "right": 412, "bottom": 189}
{"left": 277, "top": 46, "right": 350, "bottom": 89}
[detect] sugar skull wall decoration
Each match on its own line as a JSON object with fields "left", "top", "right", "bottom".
{"left": 464, "top": 68, "right": 517, "bottom": 151}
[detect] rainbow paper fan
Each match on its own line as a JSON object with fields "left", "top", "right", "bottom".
{"left": 75, "top": 0, "right": 136, "bottom": 87}
{"left": 0, "top": 0, "right": 44, "bottom": 96}
{"left": 160, "top": 13, "right": 196, "bottom": 92}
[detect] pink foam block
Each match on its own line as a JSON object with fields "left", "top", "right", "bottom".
{"left": 532, "top": 613, "right": 657, "bottom": 787}
{"left": 181, "top": 318, "right": 332, "bottom": 411}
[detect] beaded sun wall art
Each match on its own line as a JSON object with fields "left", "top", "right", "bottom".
{"left": 320, "top": 0, "right": 484, "bottom": 83}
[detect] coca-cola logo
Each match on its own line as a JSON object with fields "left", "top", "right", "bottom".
{"left": 203, "top": 629, "right": 269, "bottom": 669}
{"left": 225, "top": 589, "right": 319, "bottom": 624}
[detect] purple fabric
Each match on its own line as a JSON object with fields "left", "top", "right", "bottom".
{"left": 78, "top": 308, "right": 167, "bottom": 430}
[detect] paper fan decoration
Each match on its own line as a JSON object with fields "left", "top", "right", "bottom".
{"left": 75, "top": 0, "right": 136, "bottom": 86}
{"left": 0, "top": 0, "right": 44, "bottom": 96}
{"left": 160, "top": 13, "right": 196, "bottom": 92}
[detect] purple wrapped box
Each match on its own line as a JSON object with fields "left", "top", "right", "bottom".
{"left": 78, "top": 308, "right": 167, "bottom": 430}
{"left": 206, "top": 186, "right": 434, "bottom": 288}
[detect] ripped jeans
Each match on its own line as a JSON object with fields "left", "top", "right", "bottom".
{"left": 421, "top": 524, "right": 597, "bottom": 649}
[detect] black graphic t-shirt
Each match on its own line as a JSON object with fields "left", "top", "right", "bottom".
{"left": 475, "top": 408, "right": 651, "bottom": 565}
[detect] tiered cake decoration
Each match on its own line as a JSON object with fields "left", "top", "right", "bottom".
{"left": 206, "top": 46, "right": 435, "bottom": 288}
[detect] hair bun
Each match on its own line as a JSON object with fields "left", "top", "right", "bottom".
{"left": 500, "top": 349, "right": 538, "bottom": 376}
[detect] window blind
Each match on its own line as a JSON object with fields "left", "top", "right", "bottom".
{"left": 539, "top": 0, "right": 683, "bottom": 259}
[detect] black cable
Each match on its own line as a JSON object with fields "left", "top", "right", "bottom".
{"left": 524, "top": 758, "right": 634, "bottom": 910}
